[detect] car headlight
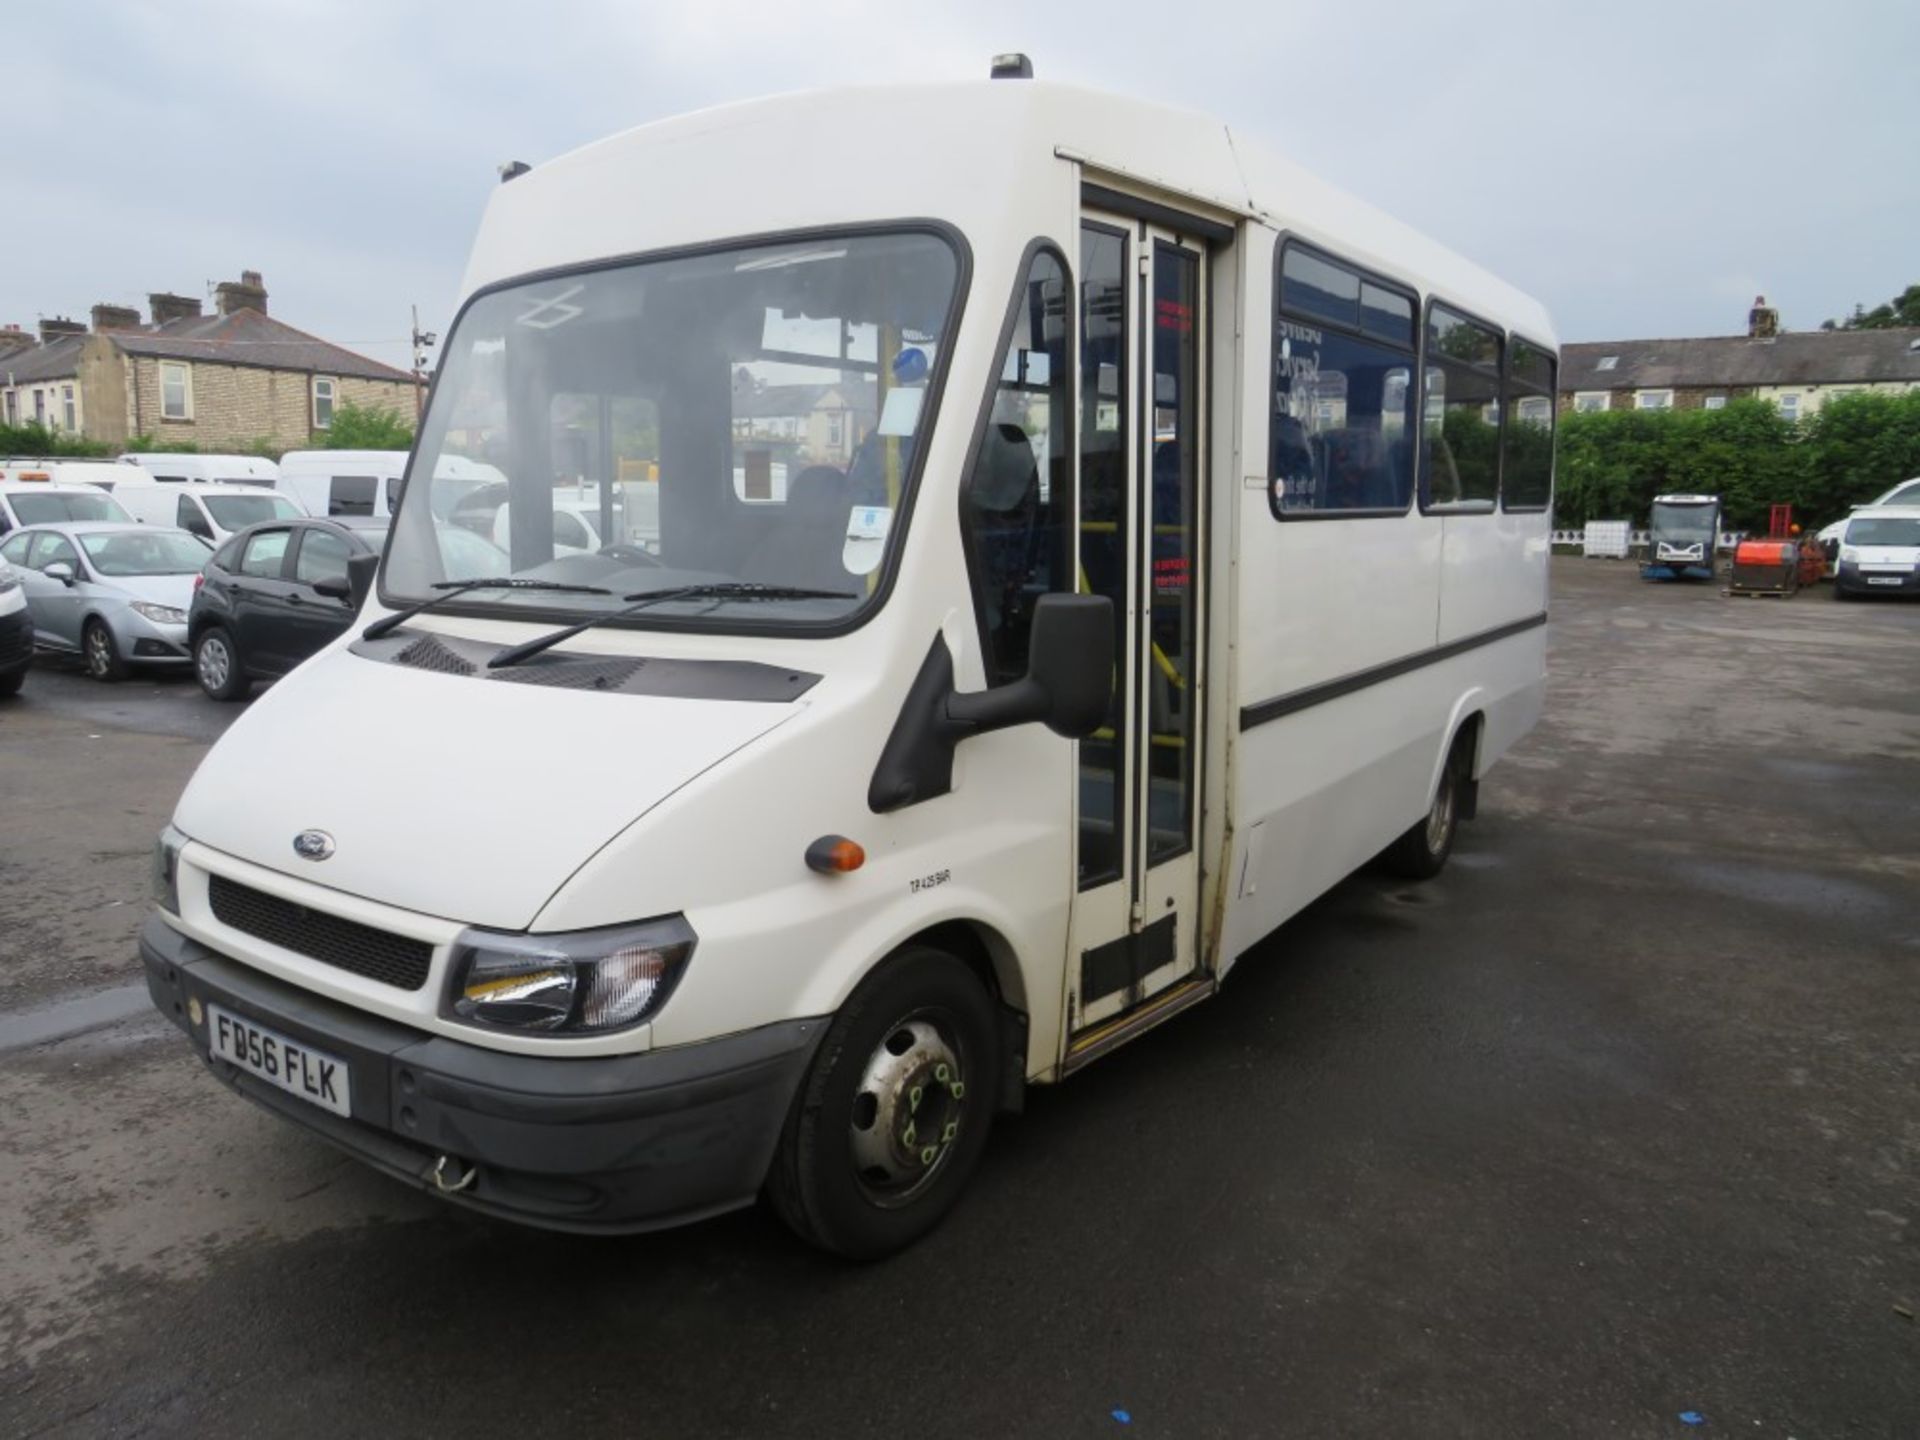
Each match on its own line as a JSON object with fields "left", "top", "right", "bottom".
{"left": 130, "top": 601, "right": 187, "bottom": 625}
{"left": 445, "top": 915, "right": 696, "bottom": 1035}
{"left": 153, "top": 824, "right": 187, "bottom": 914}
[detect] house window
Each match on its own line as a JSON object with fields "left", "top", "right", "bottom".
{"left": 1703, "top": 395, "right": 1727, "bottom": 410}
{"left": 1635, "top": 390, "right": 1672, "bottom": 411}
{"left": 33, "top": 391, "right": 45, "bottom": 423}
{"left": 312, "top": 376, "right": 337, "bottom": 429}
{"left": 1776, "top": 392, "right": 1800, "bottom": 420}
{"left": 62, "top": 385, "right": 76, "bottom": 431}
{"left": 1573, "top": 391, "right": 1611, "bottom": 413}
{"left": 1596, "top": 356, "right": 1618, "bottom": 371}
{"left": 827, "top": 411, "right": 845, "bottom": 448}
{"left": 3, "top": 392, "right": 13, "bottom": 424}
{"left": 160, "top": 362, "right": 191, "bottom": 420}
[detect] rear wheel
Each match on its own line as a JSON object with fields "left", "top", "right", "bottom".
{"left": 83, "top": 620, "right": 127, "bottom": 682}
{"left": 768, "top": 946, "right": 1001, "bottom": 1259}
{"left": 194, "top": 626, "right": 251, "bottom": 701}
{"left": 1381, "top": 734, "right": 1469, "bottom": 880}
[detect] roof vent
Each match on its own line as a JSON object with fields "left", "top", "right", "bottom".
{"left": 990, "top": 52, "right": 1034, "bottom": 79}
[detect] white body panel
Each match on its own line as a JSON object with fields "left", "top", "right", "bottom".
{"left": 164, "top": 80, "right": 1554, "bottom": 1084}
{"left": 117, "top": 454, "right": 281, "bottom": 486}
{"left": 116, "top": 482, "right": 305, "bottom": 539}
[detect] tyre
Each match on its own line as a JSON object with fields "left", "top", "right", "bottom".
{"left": 1831, "top": 583, "right": 1852, "bottom": 602}
{"left": 83, "top": 620, "right": 127, "bottom": 682}
{"left": 0, "top": 668, "right": 22, "bottom": 698}
{"left": 194, "top": 626, "right": 251, "bottom": 701}
{"left": 767, "top": 946, "right": 1001, "bottom": 1259}
{"left": 1381, "top": 735, "right": 1468, "bottom": 880}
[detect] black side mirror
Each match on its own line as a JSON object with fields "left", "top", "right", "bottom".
{"left": 869, "top": 594, "right": 1114, "bottom": 813}
{"left": 344, "top": 552, "right": 379, "bottom": 609}
{"left": 312, "top": 576, "right": 353, "bottom": 602}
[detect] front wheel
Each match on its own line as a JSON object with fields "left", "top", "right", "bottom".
{"left": 767, "top": 946, "right": 1001, "bottom": 1259}
{"left": 194, "top": 627, "right": 251, "bottom": 701}
{"left": 83, "top": 620, "right": 127, "bottom": 682}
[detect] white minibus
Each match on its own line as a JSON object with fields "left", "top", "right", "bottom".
{"left": 143, "top": 65, "right": 1557, "bottom": 1256}
{"left": 118, "top": 453, "right": 280, "bottom": 487}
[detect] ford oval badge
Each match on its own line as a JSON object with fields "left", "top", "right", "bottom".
{"left": 293, "top": 829, "right": 336, "bottom": 862}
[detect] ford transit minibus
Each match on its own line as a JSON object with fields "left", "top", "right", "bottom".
{"left": 144, "top": 64, "right": 1557, "bottom": 1256}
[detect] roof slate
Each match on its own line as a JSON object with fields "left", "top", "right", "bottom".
{"left": 0, "top": 336, "right": 84, "bottom": 384}
{"left": 1, "top": 309, "right": 414, "bottom": 388}
{"left": 1562, "top": 328, "right": 1920, "bottom": 391}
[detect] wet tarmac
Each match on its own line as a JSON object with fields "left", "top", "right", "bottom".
{"left": 1, "top": 559, "right": 1916, "bottom": 1437}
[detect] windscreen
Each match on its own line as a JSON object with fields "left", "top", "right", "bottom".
{"left": 1651, "top": 502, "right": 1717, "bottom": 541}
{"left": 12, "top": 491, "right": 131, "bottom": 525}
{"left": 205, "top": 494, "right": 301, "bottom": 529}
{"left": 1847, "top": 517, "right": 1920, "bottom": 547}
{"left": 384, "top": 230, "right": 960, "bottom": 628}
{"left": 78, "top": 529, "right": 212, "bottom": 575}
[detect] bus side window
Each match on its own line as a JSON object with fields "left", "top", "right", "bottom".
{"left": 1502, "top": 339, "right": 1556, "bottom": 511}
{"left": 1270, "top": 243, "right": 1417, "bottom": 516}
{"left": 1421, "top": 305, "right": 1503, "bottom": 509}
{"left": 961, "top": 246, "right": 1072, "bottom": 687}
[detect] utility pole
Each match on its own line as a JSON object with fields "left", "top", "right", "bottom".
{"left": 410, "top": 305, "right": 437, "bottom": 418}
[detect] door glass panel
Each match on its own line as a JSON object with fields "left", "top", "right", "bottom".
{"left": 294, "top": 529, "right": 352, "bottom": 585}
{"left": 1078, "top": 224, "right": 1130, "bottom": 889}
{"left": 240, "top": 529, "right": 292, "bottom": 579}
{"left": 1147, "top": 243, "right": 1198, "bottom": 864}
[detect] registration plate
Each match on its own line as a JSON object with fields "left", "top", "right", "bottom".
{"left": 1867, "top": 577, "right": 1902, "bottom": 586}
{"left": 207, "top": 1004, "right": 351, "bottom": 1118}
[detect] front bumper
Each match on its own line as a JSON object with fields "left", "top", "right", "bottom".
{"left": 121, "top": 617, "right": 190, "bottom": 664}
{"left": 0, "top": 604, "right": 31, "bottom": 675}
{"left": 141, "top": 915, "right": 823, "bottom": 1234}
{"left": 1834, "top": 564, "right": 1918, "bottom": 595}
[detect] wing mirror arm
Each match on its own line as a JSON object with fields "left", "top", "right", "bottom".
{"left": 869, "top": 594, "right": 1114, "bottom": 813}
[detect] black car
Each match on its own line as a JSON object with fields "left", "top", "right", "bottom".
{"left": 189, "top": 518, "right": 380, "bottom": 700}
{"left": 188, "top": 516, "right": 509, "bottom": 700}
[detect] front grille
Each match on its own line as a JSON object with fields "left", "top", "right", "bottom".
{"left": 207, "top": 873, "right": 433, "bottom": 991}
{"left": 395, "top": 633, "right": 477, "bottom": 676}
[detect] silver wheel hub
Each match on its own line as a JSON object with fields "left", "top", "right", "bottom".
{"left": 848, "top": 1017, "right": 966, "bottom": 1203}
{"left": 1426, "top": 771, "right": 1456, "bottom": 853}
{"left": 198, "top": 635, "right": 229, "bottom": 689}
{"left": 86, "top": 628, "right": 111, "bottom": 674}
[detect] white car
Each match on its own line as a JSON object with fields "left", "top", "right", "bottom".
{"left": 0, "top": 480, "right": 134, "bottom": 536}
{"left": 0, "top": 552, "right": 30, "bottom": 696}
{"left": 1831, "top": 504, "right": 1920, "bottom": 600}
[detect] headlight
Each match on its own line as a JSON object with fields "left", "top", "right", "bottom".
{"left": 445, "top": 915, "right": 696, "bottom": 1035}
{"left": 153, "top": 824, "right": 187, "bottom": 913}
{"left": 1839, "top": 547, "right": 1859, "bottom": 563}
{"left": 131, "top": 601, "right": 187, "bottom": 625}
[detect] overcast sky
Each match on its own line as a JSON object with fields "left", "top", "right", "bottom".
{"left": 8, "top": 0, "right": 1916, "bottom": 370}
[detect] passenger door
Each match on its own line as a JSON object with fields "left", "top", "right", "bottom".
{"left": 285, "top": 526, "right": 358, "bottom": 666}
{"left": 1064, "top": 212, "right": 1211, "bottom": 1061}
{"left": 28, "top": 532, "right": 89, "bottom": 651}
{"left": 230, "top": 526, "right": 299, "bottom": 674}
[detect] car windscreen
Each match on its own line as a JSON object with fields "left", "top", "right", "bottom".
{"left": 205, "top": 494, "right": 301, "bottom": 529}
{"left": 77, "top": 530, "right": 213, "bottom": 575}
{"left": 383, "top": 228, "right": 960, "bottom": 629}
{"left": 1650, "top": 502, "right": 1716, "bottom": 540}
{"left": 11, "top": 491, "right": 132, "bottom": 525}
{"left": 1847, "top": 517, "right": 1920, "bottom": 547}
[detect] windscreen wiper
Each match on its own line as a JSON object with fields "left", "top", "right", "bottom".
{"left": 486, "top": 583, "right": 855, "bottom": 670}
{"left": 362, "top": 577, "right": 612, "bottom": 641}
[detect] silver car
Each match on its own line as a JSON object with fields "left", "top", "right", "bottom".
{"left": 0, "top": 521, "right": 211, "bottom": 680}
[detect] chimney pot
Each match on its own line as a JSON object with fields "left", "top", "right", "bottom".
{"left": 149, "top": 292, "right": 203, "bottom": 326}
{"left": 1747, "top": 294, "right": 1780, "bottom": 339}
{"left": 215, "top": 271, "right": 269, "bottom": 317}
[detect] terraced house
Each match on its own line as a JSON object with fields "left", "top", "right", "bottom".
{"left": 0, "top": 272, "right": 420, "bottom": 450}
{"left": 1558, "top": 296, "right": 1920, "bottom": 419}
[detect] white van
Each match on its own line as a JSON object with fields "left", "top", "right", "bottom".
{"left": 143, "top": 68, "right": 1556, "bottom": 1256}
{"left": 118, "top": 453, "right": 280, "bottom": 488}
{"left": 278, "top": 450, "right": 508, "bottom": 524}
{"left": 1831, "top": 504, "right": 1920, "bottom": 599}
{"left": 117, "top": 482, "right": 306, "bottom": 543}
{"left": 0, "top": 458, "right": 136, "bottom": 493}
{"left": 0, "top": 480, "right": 133, "bottom": 536}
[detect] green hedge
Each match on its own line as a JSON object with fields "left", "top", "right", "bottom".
{"left": 0, "top": 421, "right": 112, "bottom": 458}
{"left": 1551, "top": 391, "right": 1920, "bottom": 531}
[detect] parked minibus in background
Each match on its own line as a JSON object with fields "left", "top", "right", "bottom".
{"left": 118, "top": 453, "right": 281, "bottom": 488}
{"left": 0, "top": 480, "right": 133, "bottom": 535}
{"left": 0, "top": 458, "right": 135, "bottom": 492}
{"left": 143, "top": 63, "right": 1557, "bottom": 1257}
{"left": 117, "top": 482, "right": 305, "bottom": 544}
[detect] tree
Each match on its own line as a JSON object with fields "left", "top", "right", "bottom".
{"left": 317, "top": 401, "right": 414, "bottom": 450}
{"left": 1822, "top": 283, "right": 1920, "bottom": 331}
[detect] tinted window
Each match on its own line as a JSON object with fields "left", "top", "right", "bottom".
{"left": 1272, "top": 245, "right": 1418, "bottom": 515}
{"left": 1502, "top": 338, "right": 1556, "bottom": 510}
{"left": 211, "top": 536, "right": 245, "bottom": 571}
{"left": 240, "top": 529, "right": 292, "bottom": 578}
{"left": 78, "top": 530, "right": 210, "bottom": 576}
{"left": 329, "top": 476, "right": 378, "bottom": 517}
{"left": 204, "top": 494, "right": 300, "bottom": 530}
{"left": 1423, "top": 304, "right": 1504, "bottom": 508}
{"left": 176, "top": 495, "right": 214, "bottom": 539}
{"left": 293, "top": 529, "right": 352, "bottom": 585}
{"left": 964, "top": 247, "right": 1071, "bottom": 688}
{"left": 11, "top": 491, "right": 129, "bottom": 525}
